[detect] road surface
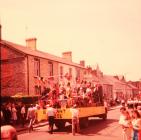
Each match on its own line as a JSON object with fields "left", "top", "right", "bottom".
{"left": 18, "top": 107, "right": 122, "bottom": 140}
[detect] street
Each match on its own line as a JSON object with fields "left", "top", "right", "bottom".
{"left": 18, "top": 107, "right": 123, "bottom": 140}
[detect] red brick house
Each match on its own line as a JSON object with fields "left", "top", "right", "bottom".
{"left": 0, "top": 38, "right": 85, "bottom": 96}
{"left": 128, "top": 81, "right": 141, "bottom": 97}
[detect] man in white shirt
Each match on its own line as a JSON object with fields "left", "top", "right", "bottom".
{"left": 26, "top": 104, "right": 36, "bottom": 132}
{"left": 70, "top": 104, "right": 80, "bottom": 135}
{"left": 46, "top": 104, "right": 56, "bottom": 134}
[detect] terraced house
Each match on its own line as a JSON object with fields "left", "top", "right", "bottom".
{"left": 0, "top": 37, "right": 86, "bottom": 96}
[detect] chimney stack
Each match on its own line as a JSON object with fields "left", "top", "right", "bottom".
{"left": 80, "top": 60, "right": 85, "bottom": 67}
{"left": 26, "top": 38, "right": 37, "bottom": 50}
{"left": 62, "top": 51, "right": 72, "bottom": 62}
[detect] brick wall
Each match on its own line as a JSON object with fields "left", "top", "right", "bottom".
{"left": 27, "top": 55, "right": 35, "bottom": 96}
{"left": 28, "top": 56, "right": 59, "bottom": 95}
{"left": 1, "top": 45, "right": 26, "bottom": 96}
{"left": 53, "top": 61, "right": 59, "bottom": 82}
{"left": 1, "top": 45, "right": 24, "bottom": 60}
{"left": 1, "top": 44, "right": 85, "bottom": 96}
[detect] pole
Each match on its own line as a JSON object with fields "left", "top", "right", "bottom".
{"left": 0, "top": 24, "right": 1, "bottom": 41}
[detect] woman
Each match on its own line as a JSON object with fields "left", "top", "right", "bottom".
{"left": 137, "top": 106, "right": 141, "bottom": 140}
{"left": 123, "top": 111, "right": 132, "bottom": 140}
{"left": 21, "top": 104, "right": 26, "bottom": 127}
{"left": 119, "top": 109, "right": 132, "bottom": 140}
{"left": 132, "top": 110, "right": 141, "bottom": 140}
{"left": 11, "top": 103, "right": 17, "bottom": 125}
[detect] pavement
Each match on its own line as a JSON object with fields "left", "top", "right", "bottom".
{"left": 15, "top": 105, "right": 120, "bottom": 132}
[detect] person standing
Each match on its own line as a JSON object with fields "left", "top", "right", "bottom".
{"left": 1, "top": 110, "right": 4, "bottom": 125}
{"left": 104, "top": 100, "right": 108, "bottom": 113}
{"left": 21, "top": 104, "right": 26, "bottom": 127}
{"left": 66, "top": 82, "right": 72, "bottom": 98}
{"left": 46, "top": 104, "right": 56, "bottom": 134}
{"left": 123, "top": 111, "right": 132, "bottom": 140}
{"left": 119, "top": 107, "right": 128, "bottom": 140}
{"left": 132, "top": 110, "right": 141, "bottom": 140}
{"left": 26, "top": 104, "right": 36, "bottom": 132}
{"left": 11, "top": 103, "right": 17, "bottom": 125}
{"left": 3, "top": 104, "right": 12, "bottom": 125}
{"left": 1, "top": 105, "right": 5, "bottom": 125}
{"left": 70, "top": 104, "right": 80, "bottom": 135}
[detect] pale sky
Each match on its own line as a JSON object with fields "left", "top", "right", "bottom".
{"left": 0, "top": 0, "right": 141, "bottom": 81}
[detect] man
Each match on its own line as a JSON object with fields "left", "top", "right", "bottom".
{"left": 26, "top": 104, "right": 36, "bottom": 132}
{"left": 3, "top": 104, "right": 12, "bottom": 125}
{"left": 104, "top": 100, "right": 108, "bottom": 113}
{"left": 46, "top": 104, "right": 56, "bottom": 134}
{"left": 70, "top": 104, "right": 80, "bottom": 135}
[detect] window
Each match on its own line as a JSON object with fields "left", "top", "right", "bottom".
{"left": 76, "top": 68, "right": 80, "bottom": 78}
{"left": 60, "top": 66, "right": 63, "bottom": 78}
{"left": 34, "top": 58, "right": 40, "bottom": 76}
{"left": 84, "top": 70, "right": 86, "bottom": 75}
{"left": 69, "top": 68, "right": 72, "bottom": 76}
{"left": 48, "top": 61, "right": 53, "bottom": 76}
{"left": 35, "top": 86, "right": 41, "bottom": 95}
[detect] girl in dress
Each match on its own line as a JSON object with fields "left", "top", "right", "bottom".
{"left": 11, "top": 103, "right": 17, "bottom": 125}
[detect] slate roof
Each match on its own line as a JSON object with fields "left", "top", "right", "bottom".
{"left": 127, "top": 83, "right": 138, "bottom": 90}
{"left": 1, "top": 40, "right": 84, "bottom": 68}
{"left": 101, "top": 75, "right": 138, "bottom": 90}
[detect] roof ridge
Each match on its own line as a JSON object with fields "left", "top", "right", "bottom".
{"left": 1, "top": 39, "right": 84, "bottom": 68}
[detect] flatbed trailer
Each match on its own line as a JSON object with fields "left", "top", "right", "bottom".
{"left": 55, "top": 104, "right": 107, "bottom": 129}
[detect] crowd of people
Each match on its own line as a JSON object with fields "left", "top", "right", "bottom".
{"left": 1, "top": 102, "right": 26, "bottom": 127}
{"left": 1, "top": 102, "right": 41, "bottom": 132}
{"left": 41, "top": 80, "right": 104, "bottom": 109}
{"left": 119, "top": 101, "right": 141, "bottom": 140}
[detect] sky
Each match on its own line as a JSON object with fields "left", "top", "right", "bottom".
{"left": 0, "top": 0, "right": 141, "bottom": 81}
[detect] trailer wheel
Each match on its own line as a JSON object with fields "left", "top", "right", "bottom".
{"left": 55, "top": 121, "right": 66, "bottom": 129}
{"left": 102, "top": 113, "right": 107, "bottom": 120}
{"left": 80, "top": 117, "right": 89, "bottom": 128}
